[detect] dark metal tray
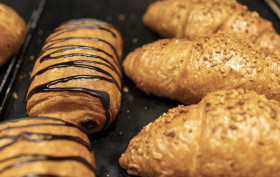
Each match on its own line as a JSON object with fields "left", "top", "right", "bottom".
{"left": 0, "top": 0, "right": 279, "bottom": 176}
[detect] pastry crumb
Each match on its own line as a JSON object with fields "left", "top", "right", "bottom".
{"left": 30, "top": 55, "right": 35, "bottom": 61}
{"left": 132, "top": 38, "right": 138, "bottom": 44}
{"left": 123, "top": 86, "right": 129, "bottom": 93}
{"left": 12, "top": 92, "right": 18, "bottom": 99}
{"left": 118, "top": 14, "right": 125, "bottom": 21}
{"left": 144, "top": 106, "right": 148, "bottom": 110}
{"left": 38, "top": 29, "right": 44, "bottom": 35}
{"left": 126, "top": 109, "right": 130, "bottom": 113}
{"left": 118, "top": 131, "right": 123, "bottom": 136}
{"left": 19, "top": 74, "right": 27, "bottom": 79}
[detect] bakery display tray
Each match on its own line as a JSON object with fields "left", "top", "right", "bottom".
{"left": 0, "top": 0, "right": 279, "bottom": 176}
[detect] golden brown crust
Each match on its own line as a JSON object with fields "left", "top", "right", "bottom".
{"left": 25, "top": 19, "right": 123, "bottom": 134}
{"left": 143, "top": 0, "right": 280, "bottom": 52}
{"left": 0, "top": 3, "right": 26, "bottom": 66}
{"left": 123, "top": 32, "right": 280, "bottom": 104}
{"left": 120, "top": 89, "right": 280, "bottom": 177}
{"left": 255, "top": 31, "right": 280, "bottom": 51}
{"left": 0, "top": 117, "right": 96, "bottom": 177}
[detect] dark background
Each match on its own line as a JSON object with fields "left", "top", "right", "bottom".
{"left": 0, "top": 0, "right": 279, "bottom": 176}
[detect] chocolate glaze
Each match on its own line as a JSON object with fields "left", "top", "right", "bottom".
{"left": 38, "top": 45, "right": 121, "bottom": 69}
{"left": 0, "top": 131, "right": 92, "bottom": 152}
{"left": 18, "top": 174, "right": 62, "bottom": 177}
{"left": 0, "top": 117, "right": 86, "bottom": 134}
{"left": 80, "top": 119, "right": 99, "bottom": 130}
{"left": 0, "top": 117, "right": 72, "bottom": 125}
{"left": 0, "top": 154, "right": 95, "bottom": 175}
{"left": 26, "top": 19, "right": 122, "bottom": 130}
{"left": 41, "top": 37, "right": 119, "bottom": 64}
{"left": 29, "top": 60, "right": 121, "bottom": 91}
{"left": 0, "top": 123, "right": 77, "bottom": 134}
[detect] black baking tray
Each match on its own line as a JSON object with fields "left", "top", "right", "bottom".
{"left": 0, "top": 0, "right": 279, "bottom": 176}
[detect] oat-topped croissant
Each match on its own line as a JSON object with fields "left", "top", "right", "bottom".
{"left": 0, "top": 117, "right": 96, "bottom": 177}
{"left": 143, "top": 0, "right": 280, "bottom": 52}
{"left": 0, "top": 3, "right": 26, "bottom": 66}
{"left": 123, "top": 31, "right": 280, "bottom": 104}
{"left": 120, "top": 89, "right": 280, "bottom": 177}
{"left": 26, "top": 19, "right": 123, "bottom": 134}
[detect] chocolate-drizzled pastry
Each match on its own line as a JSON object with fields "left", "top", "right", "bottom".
{"left": 0, "top": 3, "right": 26, "bottom": 66}
{"left": 25, "top": 19, "right": 123, "bottom": 134}
{"left": 0, "top": 117, "right": 96, "bottom": 177}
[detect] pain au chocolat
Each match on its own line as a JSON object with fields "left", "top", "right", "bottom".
{"left": 0, "top": 3, "right": 26, "bottom": 66}
{"left": 25, "top": 19, "right": 123, "bottom": 134}
{"left": 0, "top": 117, "right": 96, "bottom": 177}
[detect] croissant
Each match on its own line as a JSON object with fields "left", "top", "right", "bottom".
{"left": 120, "top": 89, "right": 280, "bottom": 177}
{"left": 143, "top": 0, "right": 280, "bottom": 52}
{"left": 0, "top": 3, "right": 26, "bottom": 66}
{"left": 123, "top": 31, "right": 280, "bottom": 104}
{"left": 0, "top": 117, "right": 96, "bottom": 177}
{"left": 25, "top": 19, "right": 123, "bottom": 134}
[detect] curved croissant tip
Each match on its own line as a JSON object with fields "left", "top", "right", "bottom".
{"left": 119, "top": 153, "right": 128, "bottom": 169}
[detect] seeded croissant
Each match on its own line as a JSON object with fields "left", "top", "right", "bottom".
{"left": 143, "top": 0, "right": 280, "bottom": 52}
{"left": 123, "top": 32, "right": 280, "bottom": 104}
{"left": 0, "top": 3, "right": 26, "bottom": 66}
{"left": 26, "top": 19, "right": 123, "bottom": 134}
{"left": 0, "top": 117, "right": 96, "bottom": 177}
{"left": 120, "top": 89, "right": 280, "bottom": 177}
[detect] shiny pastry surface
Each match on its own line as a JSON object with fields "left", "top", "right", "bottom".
{"left": 143, "top": 0, "right": 280, "bottom": 52}
{"left": 123, "top": 31, "right": 280, "bottom": 104}
{"left": 0, "top": 117, "right": 96, "bottom": 177}
{"left": 0, "top": 3, "right": 26, "bottom": 66}
{"left": 26, "top": 19, "right": 123, "bottom": 134}
{"left": 120, "top": 89, "right": 280, "bottom": 177}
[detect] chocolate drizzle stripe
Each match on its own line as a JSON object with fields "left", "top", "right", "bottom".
{"left": 26, "top": 87, "right": 111, "bottom": 128}
{"left": 40, "top": 53, "right": 116, "bottom": 64}
{"left": 29, "top": 62, "right": 121, "bottom": 91}
{"left": 0, "top": 117, "right": 69, "bottom": 125}
{"left": 30, "top": 60, "right": 121, "bottom": 84}
{"left": 38, "top": 45, "right": 121, "bottom": 69}
{"left": 26, "top": 75, "right": 117, "bottom": 100}
{"left": 0, "top": 154, "right": 95, "bottom": 175}
{"left": 0, "top": 132, "right": 92, "bottom": 152}
{"left": 16, "top": 174, "right": 64, "bottom": 177}
{"left": 0, "top": 117, "right": 86, "bottom": 134}
{"left": 0, "top": 123, "right": 79, "bottom": 134}
{"left": 41, "top": 37, "right": 119, "bottom": 63}
{"left": 39, "top": 45, "right": 114, "bottom": 59}
{"left": 46, "top": 25, "right": 117, "bottom": 42}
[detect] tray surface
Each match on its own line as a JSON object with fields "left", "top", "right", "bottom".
{"left": 0, "top": 0, "right": 279, "bottom": 176}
